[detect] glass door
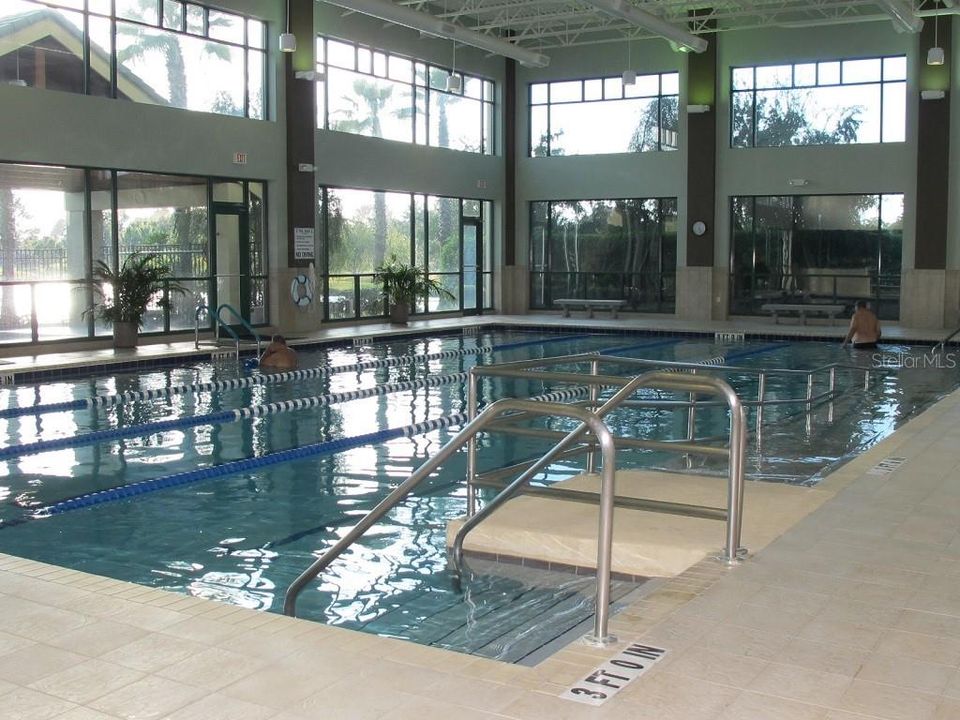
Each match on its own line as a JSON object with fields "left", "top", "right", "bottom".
{"left": 212, "top": 203, "right": 250, "bottom": 330}
{"left": 462, "top": 218, "right": 482, "bottom": 314}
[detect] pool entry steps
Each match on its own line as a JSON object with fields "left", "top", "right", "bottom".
{"left": 283, "top": 354, "right": 757, "bottom": 647}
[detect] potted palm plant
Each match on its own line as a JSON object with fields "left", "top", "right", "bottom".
{"left": 373, "top": 256, "right": 455, "bottom": 324}
{"left": 86, "top": 252, "right": 186, "bottom": 349}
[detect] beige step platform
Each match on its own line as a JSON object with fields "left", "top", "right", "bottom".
{"left": 447, "top": 470, "right": 837, "bottom": 578}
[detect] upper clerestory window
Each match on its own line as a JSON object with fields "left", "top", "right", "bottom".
{"left": 731, "top": 55, "right": 906, "bottom": 147}
{"left": 529, "top": 72, "right": 680, "bottom": 157}
{"left": 0, "top": 0, "right": 266, "bottom": 119}
{"left": 316, "top": 36, "right": 496, "bottom": 155}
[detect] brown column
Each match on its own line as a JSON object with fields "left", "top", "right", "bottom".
{"left": 504, "top": 59, "right": 517, "bottom": 266}
{"left": 916, "top": 15, "right": 951, "bottom": 270}
{"left": 685, "top": 29, "right": 717, "bottom": 267}
{"left": 285, "top": 0, "right": 316, "bottom": 269}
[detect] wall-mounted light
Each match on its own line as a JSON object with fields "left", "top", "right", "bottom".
{"left": 788, "top": 178, "right": 809, "bottom": 187}
{"left": 686, "top": 104, "right": 711, "bottom": 114}
{"left": 298, "top": 163, "right": 316, "bottom": 172}
{"left": 280, "top": 0, "right": 297, "bottom": 53}
{"left": 295, "top": 70, "right": 323, "bottom": 81}
{"left": 921, "top": 89, "right": 946, "bottom": 100}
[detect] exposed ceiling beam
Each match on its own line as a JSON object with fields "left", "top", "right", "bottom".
{"left": 582, "top": 0, "right": 709, "bottom": 52}
{"left": 875, "top": 0, "right": 924, "bottom": 31}
{"left": 319, "top": 0, "right": 551, "bottom": 66}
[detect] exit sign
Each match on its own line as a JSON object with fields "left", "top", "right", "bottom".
{"left": 233, "top": 152, "right": 248, "bottom": 165}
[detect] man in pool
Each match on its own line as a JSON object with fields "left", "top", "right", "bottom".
{"left": 259, "top": 334, "right": 298, "bottom": 370}
{"left": 841, "top": 300, "right": 881, "bottom": 350}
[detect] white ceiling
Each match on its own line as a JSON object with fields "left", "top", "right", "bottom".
{"left": 393, "top": 1, "right": 949, "bottom": 49}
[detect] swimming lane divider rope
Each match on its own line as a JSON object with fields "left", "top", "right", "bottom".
{"left": 34, "top": 386, "right": 590, "bottom": 518}
{"left": 0, "top": 372, "right": 471, "bottom": 462}
{"left": 0, "top": 346, "right": 494, "bottom": 420}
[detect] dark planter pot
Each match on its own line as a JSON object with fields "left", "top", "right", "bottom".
{"left": 389, "top": 303, "right": 410, "bottom": 324}
{"left": 113, "top": 321, "right": 139, "bottom": 349}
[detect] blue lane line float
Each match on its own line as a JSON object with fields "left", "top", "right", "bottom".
{"left": 724, "top": 343, "right": 787, "bottom": 362}
{"left": 599, "top": 338, "right": 680, "bottom": 355}
{"left": 0, "top": 345, "right": 496, "bottom": 420}
{"left": 0, "top": 372, "right": 470, "bottom": 461}
{"left": 34, "top": 385, "right": 588, "bottom": 518}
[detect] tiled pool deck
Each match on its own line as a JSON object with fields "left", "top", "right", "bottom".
{"left": 2, "top": 315, "right": 959, "bottom": 719}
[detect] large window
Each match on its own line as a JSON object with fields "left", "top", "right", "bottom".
{"left": 0, "top": 162, "right": 267, "bottom": 345}
{"left": 0, "top": 0, "right": 266, "bottom": 118}
{"left": 731, "top": 56, "right": 906, "bottom": 147}
{"left": 529, "top": 73, "right": 679, "bottom": 156}
{"left": 321, "top": 187, "right": 492, "bottom": 319}
{"left": 730, "top": 194, "right": 903, "bottom": 320}
{"left": 530, "top": 198, "right": 677, "bottom": 313}
{"left": 317, "top": 37, "right": 496, "bottom": 154}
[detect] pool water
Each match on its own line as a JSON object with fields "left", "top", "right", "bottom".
{"left": 0, "top": 330, "right": 954, "bottom": 658}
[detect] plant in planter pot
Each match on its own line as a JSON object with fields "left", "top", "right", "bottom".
{"left": 373, "top": 256, "right": 455, "bottom": 324}
{"left": 86, "top": 252, "right": 186, "bottom": 349}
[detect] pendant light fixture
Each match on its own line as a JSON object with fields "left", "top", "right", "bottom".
{"left": 622, "top": 36, "right": 636, "bottom": 85}
{"left": 445, "top": 0, "right": 460, "bottom": 92}
{"left": 928, "top": 1, "right": 945, "bottom": 65}
{"left": 279, "top": 0, "right": 297, "bottom": 53}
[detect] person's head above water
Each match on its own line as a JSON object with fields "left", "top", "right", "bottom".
{"left": 272, "top": 334, "right": 286, "bottom": 344}
{"left": 855, "top": 300, "right": 869, "bottom": 310}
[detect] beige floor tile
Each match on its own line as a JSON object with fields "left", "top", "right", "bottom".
{"left": 219, "top": 662, "right": 339, "bottom": 710}
{"left": 155, "top": 646, "right": 267, "bottom": 691}
{"left": 773, "top": 637, "right": 869, "bottom": 677}
{"left": 663, "top": 646, "right": 769, "bottom": 688}
{"left": 796, "top": 615, "right": 886, "bottom": 651}
{"left": 856, "top": 652, "right": 954, "bottom": 694}
{"left": 618, "top": 669, "right": 740, "bottom": 719}
{"left": 101, "top": 633, "right": 208, "bottom": 673}
{"left": 839, "top": 678, "right": 939, "bottom": 720}
{"left": 161, "top": 693, "right": 278, "bottom": 720}
{"left": 717, "top": 691, "right": 827, "bottom": 720}
{"left": 0, "top": 643, "right": 88, "bottom": 685}
{"left": 935, "top": 696, "right": 960, "bottom": 720}
{"left": 872, "top": 628, "right": 960, "bottom": 666}
{"left": 0, "top": 686, "right": 78, "bottom": 720}
{"left": 160, "top": 616, "right": 247, "bottom": 645}
{"left": 895, "top": 609, "right": 960, "bottom": 639}
{"left": 500, "top": 689, "right": 629, "bottom": 720}
{"left": 88, "top": 675, "right": 207, "bottom": 720}
{"left": 749, "top": 662, "right": 852, "bottom": 706}
{"left": 696, "top": 623, "right": 792, "bottom": 661}
{"left": 291, "top": 678, "right": 415, "bottom": 720}
{"left": 45, "top": 619, "right": 149, "bottom": 658}
{"left": 28, "top": 658, "right": 144, "bottom": 704}
{"left": 0, "top": 601, "right": 90, "bottom": 643}
{"left": 379, "top": 694, "right": 512, "bottom": 720}
{"left": 55, "top": 708, "right": 126, "bottom": 720}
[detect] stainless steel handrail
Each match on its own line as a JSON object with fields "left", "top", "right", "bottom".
{"left": 934, "top": 325, "right": 960, "bottom": 353}
{"left": 457, "top": 369, "right": 747, "bottom": 572}
{"left": 215, "top": 303, "right": 263, "bottom": 359}
{"left": 283, "top": 399, "right": 621, "bottom": 646}
{"left": 194, "top": 303, "right": 209, "bottom": 349}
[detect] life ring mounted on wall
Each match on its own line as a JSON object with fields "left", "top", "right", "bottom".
{"left": 290, "top": 273, "right": 314, "bottom": 309}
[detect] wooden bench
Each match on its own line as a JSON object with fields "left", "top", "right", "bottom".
{"left": 555, "top": 299, "right": 626, "bottom": 319}
{"left": 761, "top": 303, "right": 846, "bottom": 325}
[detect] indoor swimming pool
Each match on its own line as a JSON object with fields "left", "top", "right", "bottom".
{"left": 0, "top": 329, "right": 955, "bottom": 662}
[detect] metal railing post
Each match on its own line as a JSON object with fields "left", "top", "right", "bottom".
{"left": 466, "top": 371, "right": 478, "bottom": 517}
{"left": 723, "top": 395, "right": 747, "bottom": 564}
{"left": 755, "top": 371, "right": 766, "bottom": 433}
{"left": 586, "top": 358, "right": 599, "bottom": 474}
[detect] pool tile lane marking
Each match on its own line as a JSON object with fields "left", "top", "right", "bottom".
{"left": 560, "top": 642, "right": 667, "bottom": 706}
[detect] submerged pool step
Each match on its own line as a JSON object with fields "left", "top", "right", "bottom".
{"left": 344, "top": 560, "right": 643, "bottom": 664}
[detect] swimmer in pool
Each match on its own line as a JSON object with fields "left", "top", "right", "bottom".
{"left": 841, "top": 300, "right": 881, "bottom": 350}
{"left": 259, "top": 334, "right": 298, "bottom": 370}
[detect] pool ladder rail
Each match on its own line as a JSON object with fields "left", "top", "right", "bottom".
{"left": 283, "top": 358, "right": 751, "bottom": 648}
{"left": 194, "top": 302, "right": 263, "bottom": 362}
